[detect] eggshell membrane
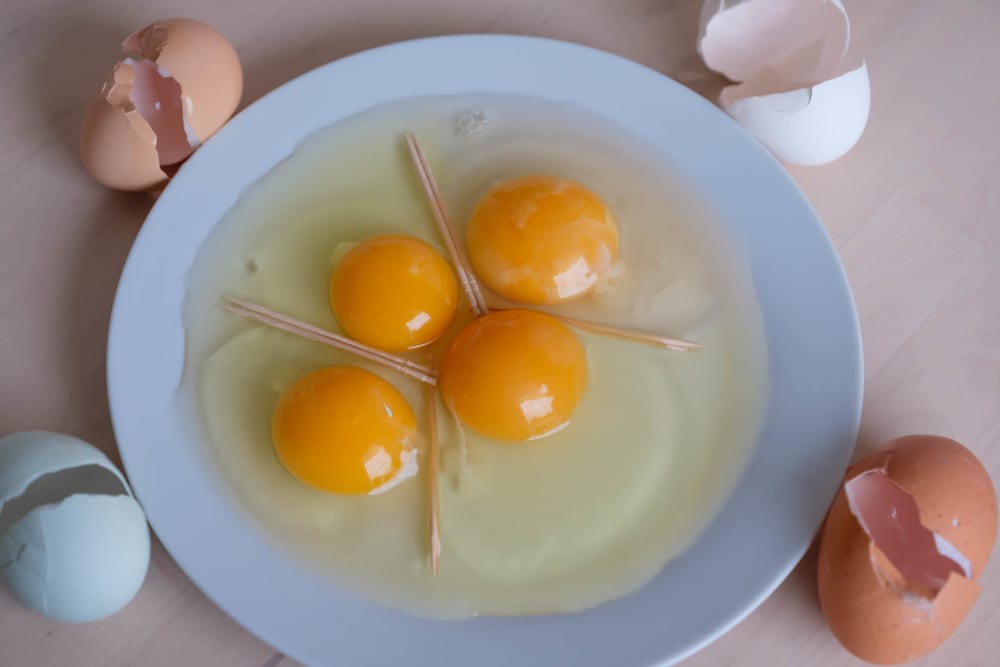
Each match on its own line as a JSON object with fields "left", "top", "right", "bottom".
{"left": 720, "top": 62, "right": 870, "bottom": 166}
{"left": 698, "top": 0, "right": 849, "bottom": 84}
{"left": 79, "top": 95, "right": 167, "bottom": 191}
{"left": 817, "top": 435, "right": 998, "bottom": 664}
{"left": 123, "top": 18, "right": 243, "bottom": 143}
{"left": 126, "top": 58, "right": 197, "bottom": 165}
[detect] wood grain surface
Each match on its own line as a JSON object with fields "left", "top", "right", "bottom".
{"left": 1, "top": 1, "right": 997, "bottom": 665}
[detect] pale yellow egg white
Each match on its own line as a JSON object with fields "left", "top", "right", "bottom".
{"left": 183, "top": 95, "right": 768, "bottom": 618}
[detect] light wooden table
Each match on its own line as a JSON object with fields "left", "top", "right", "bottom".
{"left": 2, "top": 1, "right": 997, "bottom": 665}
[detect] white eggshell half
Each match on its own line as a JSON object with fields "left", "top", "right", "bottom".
{"left": 0, "top": 494, "right": 150, "bottom": 622}
{"left": 721, "top": 62, "right": 869, "bottom": 166}
{"left": 0, "top": 431, "right": 150, "bottom": 623}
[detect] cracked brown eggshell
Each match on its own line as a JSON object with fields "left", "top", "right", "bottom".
{"left": 122, "top": 19, "right": 243, "bottom": 143}
{"left": 80, "top": 91, "right": 169, "bottom": 191}
{"left": 79, "top": 18, "right": 243, "bottom": 191}
{"left": 817, "top": 435, "right": 998, "bottom": 664}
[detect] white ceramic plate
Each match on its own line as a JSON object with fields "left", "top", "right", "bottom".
{"left": 108, "top": 35, "right": 862, "bottom": 667}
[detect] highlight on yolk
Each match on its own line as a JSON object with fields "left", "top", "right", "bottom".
{"left": 271, "top": 365, "right": 418, "bottom": 495}
{"left": 330, "top": 234, "right": 458, "bottom": 352}
{"left": 466, "top": 175, "right": 619, "bottom": 305}
{"left": 439, "top": 309, "right": 587, "bottom": 442}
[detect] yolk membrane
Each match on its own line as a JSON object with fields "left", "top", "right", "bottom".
{"left": 466, "top": 175, "right": 619, "bottom": 305}
{"left": 272, "top": 365, "right": 418, "bottom": 495}
{"left": 331, "top": 234, "right": 458, "bottom": 352}
{"left": 439, "top": 309, "right": 588, "bottom": 442}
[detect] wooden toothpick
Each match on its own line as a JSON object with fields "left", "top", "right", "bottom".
{"left": 489, "top": 307, "right": 704, "bottom": 352}
{"left": 425, "top": 356, "right": 441, "bottom": 576}
{"left": 404, "top": 131, "right": 488, "bottom": 317}
{"left": 223, "top": 296, "right": 438, "bottom": 385}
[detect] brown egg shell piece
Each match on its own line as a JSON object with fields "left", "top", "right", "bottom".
{"left": 79, "top": 18, "right": 243, "bottom": 191}
{"left": 872, "top": 436, "right": 998, "bottom": 574}
{"left": 122, "top": 18, "right": 243, "bottom": 144}
{"left": 79, "top": 92, "right": 168, "bottom": 192}
{"left": 817, "top": 435, "right": 998, "bottom": 665}
{"left": 79, "top": 57, "right": 194, "bottom": 190}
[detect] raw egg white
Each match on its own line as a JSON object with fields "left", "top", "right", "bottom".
{"left": 183, "top": 94, "right": 768, "bottom": 618}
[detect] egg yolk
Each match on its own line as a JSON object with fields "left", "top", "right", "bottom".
{"left": 466, "top": 175, "right": 619, "bottom": 305}
{"left": 439, "top": 309, "right": 587, "bottom": 442}
{"left": 272, "top": 366, "right": 418, "bottom": 495}
{"left": 330, "top": 235, "right": 458, "bottom": 352}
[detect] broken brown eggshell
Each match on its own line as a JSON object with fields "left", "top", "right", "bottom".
{"left": 817, "top": 435, "right": 998, "bottom": 665}
{"left": 697, "top": 0, "right": 869, "bottom": 166}
{"left": 79, "top": 18, "right": 243, "bottom": 191}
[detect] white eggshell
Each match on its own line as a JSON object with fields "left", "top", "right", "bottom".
{"left": 721, "top": 62, "right": 870, "bottom": 166}
{"left": 698, "top": 0, "right": 849, "bottom": 84}
{"left": 0, "top": 431, "right": 150, "bottom": 622}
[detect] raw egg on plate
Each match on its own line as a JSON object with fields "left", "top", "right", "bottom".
{"left": 439, "top": 309, "right": 587, "bottom": 441}
{"left": 466, "top": 175, "right": 619, "bottom": 304}
{"left": 185, "top": 94, "right": 769, "bottom": 617}
{"left": 272, "top": 365, "right": 418, "bottom": 495}
{"left": 330, "top": 235, "right": 458, "bottom": 352}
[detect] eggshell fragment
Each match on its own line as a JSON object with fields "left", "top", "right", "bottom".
{"left": 699, "top": 0, "right": 849, "bottom": 84}
{"left": 122, "top": 19, "right": 243, "bottom": 144}
{"left": 125, "top": 58, "right": 198, "bottom": 166}
{"left": 720, "top": 62, "right": 870, "bottom": 166}
{"left": 697, "top": 0, "right": 867, "bottom": 165}
{"left": 79, "top": 94, "right": 169, "bottom": 191}
{"left": 0, "top": 432, "right": 150, "bottom": 623}
{"left": 817, "top": 435, "right": 998, "bottom": 664}
{"left": 79, "top": 18, "right": 242, "bottom": 191}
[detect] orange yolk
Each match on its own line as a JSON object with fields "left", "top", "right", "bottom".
{"left": 272, "top": 366, "right": 418, "bottom": 495}
{"left": 466, "top": 175, "right": 619, "bottom": 305}
{"left": 439, "top": 309, "right": 587, "bottom": 442}
{"left": 330, "top": 235, "right": 458, "bottom": 352}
